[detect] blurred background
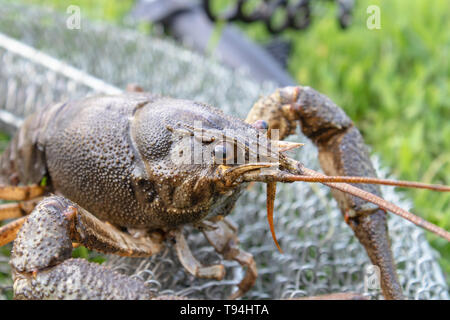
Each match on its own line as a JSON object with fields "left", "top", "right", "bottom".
{"left": 1, "top": 0, "right": 449, "bottom": 290}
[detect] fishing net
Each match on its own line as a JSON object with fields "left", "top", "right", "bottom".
{"left": 0, "top": 1, "right": 447, "bottom": 300}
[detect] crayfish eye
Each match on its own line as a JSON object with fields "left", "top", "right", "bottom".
{"left": 213, "top": 142, "right": 234, "bottom": 164}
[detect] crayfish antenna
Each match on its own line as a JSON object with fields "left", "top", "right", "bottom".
{"left": 289, "top": 167, "right": 450, "bottom": 242}
{"left": 283, "top": 174, "right": 450, "bottom": 192}
{"left": 267, "top": 182, "right": 283, "bottom": 253}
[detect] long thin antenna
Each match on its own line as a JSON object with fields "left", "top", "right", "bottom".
{"left": 283, "top": 175, "right": 450, "bottom": 192}
{"left": 285, "top": 167, "right": 450, "bottom": 242}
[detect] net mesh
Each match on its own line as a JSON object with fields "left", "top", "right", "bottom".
{"left": 0, "top": 1, "right": 448, "bottom": 300}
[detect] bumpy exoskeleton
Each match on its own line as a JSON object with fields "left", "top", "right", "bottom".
{"left": 0, "top": 87, "right": 449, "bottom": 300}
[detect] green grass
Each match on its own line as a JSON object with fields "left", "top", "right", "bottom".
{"left": 9, "top": 0, "right": 450, "bottom": 280}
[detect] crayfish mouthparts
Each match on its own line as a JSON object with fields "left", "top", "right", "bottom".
{"left": 213, "top": 158, "right": 305, "bottom": 253}
{"left": 216, "top": 163, "right": 276, "bottom": 187}
{"left": 237, "top": 157, "right": 450, "bottom": 248}
{"left": 220, "top": 158, "right": 306, "bottom": 253}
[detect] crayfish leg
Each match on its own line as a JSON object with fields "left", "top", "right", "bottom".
{"left": 0, "top": 216, "right": 27, "bottom": 247}
{"left": 10, "top": 195, "right": 165, "bottom": 299}
{"left": 202, "top": 218, "right": 257, "bottom": 299}
{"left": 0, "top": 184, "right": 44, "bottom": 201}
{"left": 173, "top": 229, "right": 226, "bottom": 281}
{"left": 0, "top": 192, "right": 44, "bottom": 247}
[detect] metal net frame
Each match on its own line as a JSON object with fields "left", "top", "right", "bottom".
{"left": 0, "top": 1, "right": 448, "bottom": 300}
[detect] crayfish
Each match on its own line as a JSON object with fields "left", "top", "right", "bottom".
{"left": 0, "top": 86, "right": 448, "bottom": 300}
